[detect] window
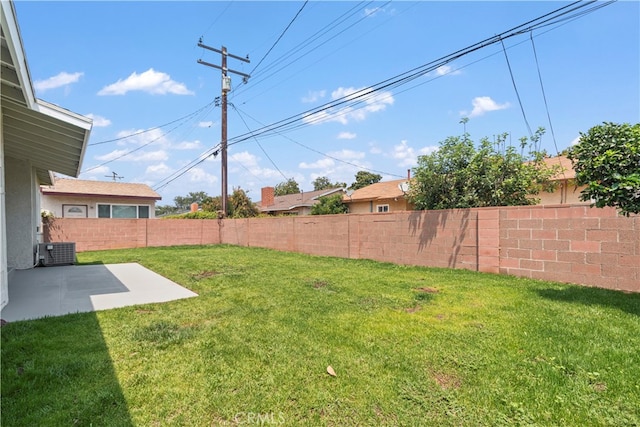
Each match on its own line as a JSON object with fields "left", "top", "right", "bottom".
{"left": 376, "top": 204, "right": 389, "bottom": 213}
{"left": 97, "top": 204, "right": 151, "bottom": 219}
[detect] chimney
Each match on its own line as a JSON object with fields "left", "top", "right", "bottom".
{"left": 190, "top": 203, "right": 198, "bottom": 213}
{"left": 407, "top": 169, "right": 411, "bottom": 180}
{"left": 261, "top": 186, "right": 275, "bottom": 207}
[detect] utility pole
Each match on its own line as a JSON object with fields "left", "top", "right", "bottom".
{"left": 197, "top": 40, "right": 250, "bottom": 217}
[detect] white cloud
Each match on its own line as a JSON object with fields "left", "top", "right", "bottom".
{"left": 115, "top": 128, "right": 171, "bottom": 148}
{"left": 98, "top": 68, "right": 193, "bottom": 96}
{"left": 299, "top": 158, "right": 335, "bottom": 169}
{"left": 79, "top": 165, "right": 110, "bottom": 178}
{"left": 364, "top": 7, "right": 395, "bottom": 17}
{"left": 187, "top": 167, "right": 218, "bottom": 184}
{"left": 337, "top": 132, "right": 357, "bottom": 140}
{"left": 328, "top": 149, "right": 365, "bottom": 160}
{"left": 302, "top": 86, "right": 394, "bottom": 125}
{"left": 389, "top": 141, "right": 438, "bottom": 168}
{"left": 461, "top": 96, "right": 510, "bottom": 118}
{"left": 570, "top": 136, "right": 581, "bottom": 146}
{"left": 436, "top": 65, "right": 461, "bottom": 76}
{"left": 85, "top": 114, "right": 111, "bottom": 127}
{"left": 34, "top": 71, "right": 83, "bottom": 92}
{"left": 95, "top": 149, "right": 168, "bottom": 162}
{"left": 230, "top": 151, "right": 259, "bottom": 167}
{"left": 145, "top": 163, "right": 173, "bottom": 176}
{"left": 391, "top": 140, "right": 419, "bottom": 167}
{"left": 419, "top": 145, "right": 439, "bottom": 155}
{"left": 302, "top": 90, "right": 326, "bottom": 103}
{"left": 369, "top": 142, "right": 382, "bottom": 155}
{"left": 174, "top": 140, "right": 202, "bottom": 150}
{"left": 198, "top": 121, "right": 214, "bottom": 128}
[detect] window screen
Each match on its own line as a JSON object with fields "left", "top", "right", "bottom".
{"left": 112, "top": 205, "right": 137, "bottom": 218}
{"left": 138, "top": 206, "right": 150, "bottom": 218}
{"left": 98, "top": 204, "right": 111, "bottom": 218}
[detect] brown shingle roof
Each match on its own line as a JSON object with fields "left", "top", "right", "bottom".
{"left": 41, "top": 178, "right": 161, "bottom": 200}
{"left": 344, "top": 179, "right": 409, "bottom": 202}
{"left": 258, "top": 188, "right": 343, "bottom": 212}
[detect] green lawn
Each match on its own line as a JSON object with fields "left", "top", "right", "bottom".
{"left": 2, "top": 245, "right": 639, "bottom": 426}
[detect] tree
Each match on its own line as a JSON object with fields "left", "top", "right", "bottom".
{"left": 155, "top": 204, "right": 180, "bottom": 217}
{"left": 310, "top": 193, "right": 349, "bottom": 215}
{"left": 408, "top": 128, "right": 559, "bottom": 210}
{"left": 274, "top": 178, "right": 301, "bottom": 196}
{"left": 174, "top": 191, "right": 210, "bottom": 211}
{"left": 568, "top": 122, "right": 640, "bottom": 216}
{"left": 312, "top": 176, "right": 346, "bottom": 191}
{"left": 228, "top": 187, "right": 260, "bottom": 218}
{"left": 349, "top": 171, "right": 382, "bottom": 190}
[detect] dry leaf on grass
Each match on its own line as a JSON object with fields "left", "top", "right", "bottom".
{"left": 326, "top": 366, "right": 337, "bottom": 377}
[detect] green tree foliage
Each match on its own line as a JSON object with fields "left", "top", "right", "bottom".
{"left": 310, "top": 193, "right": 349, "bottom": 215}
{"left": 568, "top": 122, "right": 640, "bottom": 216}
{"left": 408, "top": 128, "right": 559, "bottom": 210}
{"left": 201, "top": 196, "right": 222, "bottom": 212}
{"left": 349, "top": 171, "right": 382, "bottom": 190}
{"left": 199, "top": 188, "right": 259, "bottom": 218}
{"left": 155, "top": 205, "right": 181, "bottom": 217}
{"left": 274, "top": 178, "right": 301, "bottom": 196}
{"left": 228, "top": 187, "right": 260, "bottom": 218}
{"left": 312, "top": 176, "right": 346, "bottom": 191}
{"left": 173, "top": 191, "right": 210, "bottom": 210}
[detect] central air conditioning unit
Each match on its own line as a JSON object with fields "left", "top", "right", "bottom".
{"left": 38, "top": 242, "right": 76, "bottom": 266}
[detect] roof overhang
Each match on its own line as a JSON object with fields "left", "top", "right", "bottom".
{"left": 1, "top": 1, "right": 92, "bottom": 185}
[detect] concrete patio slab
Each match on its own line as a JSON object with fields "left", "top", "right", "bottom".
{"left": 0, "top": 263, "right": 198, "bottom": 322}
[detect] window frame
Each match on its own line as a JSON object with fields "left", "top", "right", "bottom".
{"left": 96, "top": 203, "right": 152, "bottom": 219}
{"left": 376, "top": 204, "right": 390, "bottom": 213}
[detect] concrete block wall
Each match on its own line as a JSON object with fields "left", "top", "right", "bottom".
{"left": 498, "top": 205, "right": 639, "bottom": 291}
{"left": 44, "top": 205, "right": 639, "bottom": 293}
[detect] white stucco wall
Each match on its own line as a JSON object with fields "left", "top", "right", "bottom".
{"left": 5, "top": 156, "right": 38, "bottom": 269}
{"left": 41, "top": 195, "right": 156, "bottom": 218}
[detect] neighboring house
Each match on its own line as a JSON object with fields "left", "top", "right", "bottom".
{"left": 535, "top": 155, "right": 588, "bottom": 205}
{"left": 41, "top": 178, "right": 162, "bottom": 219}
{"left": 1, "top": 1, "right": 92, "bottom": 309}
{"left": 344, "top": 179, "right": 413, "bottom": 214}
{"left": 258, "top": 186, "right": 345, "bottom": 216}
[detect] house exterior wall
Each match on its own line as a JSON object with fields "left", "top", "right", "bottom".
{"left": 0, "top": 113, "right": 7, "bottom": 309}
{"left": 536, "top": 181, "right": 587, "bottom": 206}
{"left": 347, "top": 198, "right": 411, "bottom": 214}
{"left": 5, "top": 156, "right": 39, "bottom": 270}
{"left": 45, "top": 205, "right": 639, "bottom": 293}
{"left": 41, "top": 195, "right": 157, "bottom": 218}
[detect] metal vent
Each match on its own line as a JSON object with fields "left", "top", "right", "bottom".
{"left": 38, "top": 242, "right": 76, "bottom": 266}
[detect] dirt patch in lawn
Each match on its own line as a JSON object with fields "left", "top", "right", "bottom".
{"left": 311, "top": 280, "right": 329, "bottom": 289}
{"left": 192, "top": 270, "right": 219, "bottom": 280}
{"left": 432, "top": 371, "right": 461, "bottom": 390}
{"left": 415, "top": 287, "right": 439, "bottom": 294}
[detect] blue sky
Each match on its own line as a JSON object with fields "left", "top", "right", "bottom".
{"left": 15, "top": 1, "right": 639, "bottom": 205}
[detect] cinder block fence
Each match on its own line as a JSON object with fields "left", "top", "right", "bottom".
{"left": 45, "top": 204, "right": 639, "bottom": 293}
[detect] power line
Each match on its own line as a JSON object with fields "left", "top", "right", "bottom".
{"left": 232, "top": 105, "right": 405, "bottom": 179}
{"left": 230, "top": 103, "right": 289, "bottom": 182}
{"left": 248, "top": 0, "right": 309, "bottom": 76}
{"left": 88, "top": 101, "right": 216, "bottom": 146}
{"left": 500, "top": 37, "right": 534, "bottom": 140}
{"left": 82, "top": 102, "right": 216, "bottom": 174}
{"left": 529, "top": 31, "right": 560, "bottom": 155}
{"left": 150, "top": 0, "right": 613, "bottom": 193}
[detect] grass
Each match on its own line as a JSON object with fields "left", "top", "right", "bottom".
{"left": 2, "top": 245, "right": 639, "bottom": 426}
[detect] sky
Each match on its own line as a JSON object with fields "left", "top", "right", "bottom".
{"left": 14, "top": 1, "right": 640, "bottom": 206}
